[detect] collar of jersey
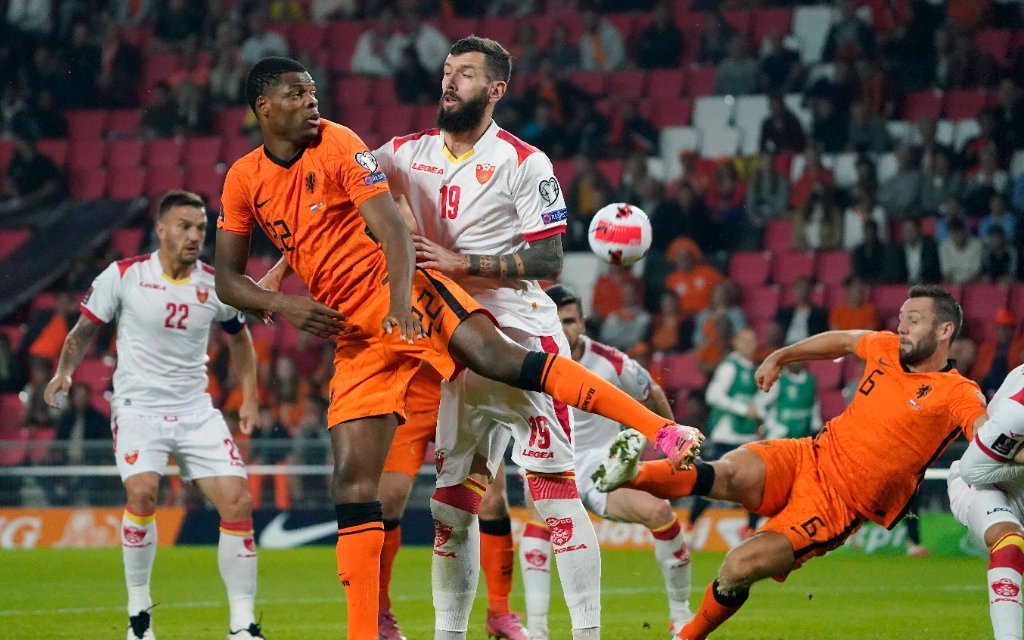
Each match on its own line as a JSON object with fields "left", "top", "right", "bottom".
{"left": 442, "top": 145, "right": 475, "bottom": 164}
{"left": 901, "top": 358, "right": 957, "bottom": 374}
{"left": 264, "top": 144, "right": 305, "bottom": 169}
{"left": 161, "top": 272, "right": 192, "bottom": 285}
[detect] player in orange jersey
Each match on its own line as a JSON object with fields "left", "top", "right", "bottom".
{"left": 214, "top": 56, "right": 701, "bottom": 639}
{"left": 592, "top": 284, "right": 988, "bottom": 639}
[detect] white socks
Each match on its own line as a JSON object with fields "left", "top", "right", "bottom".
{"left": 519, "top": 521, "right": 553, "bottom": 639}
{"left": 122, "top": 508, "right": 157, "bottom": 615}
{"left": 430, "top": 482, "right": 485, "bottom": 639}
{"left": 651, "top": 517, "right": 693, "bottom": 626}
{"left": 218, "top": 520, "right": 258, "bottom": 632}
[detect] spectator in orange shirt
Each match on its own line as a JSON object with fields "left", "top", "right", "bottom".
{"left": 971, "top": 308, "right": 1024, "bottom": 397}
{"left": 591, "top": 263, "right": 645, "bottom": 322}
{"left": 664, "top": 243, "right": 725, "bottom": 316}
{"left": 789, "top": 144, "right": 835, "bottom": 211}
{"left": 829, "top": 275, "right": 880, "bottom": 331}
{"left": 26, "top": 292, "right": 78, "bottom": 364}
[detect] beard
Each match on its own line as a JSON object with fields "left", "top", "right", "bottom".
{"left": 436, "top": 89, "right": 489, "bottom": 133}
{"left": 899, "top": 332, "right": 938, "bottom": 366}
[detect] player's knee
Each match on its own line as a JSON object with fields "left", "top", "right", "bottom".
{"left": 717, "top": 551, "right": 757, "bottom": 591}
{"left": 646, "top": 501, "right": 676, "bottom": 530}
{"left": 329, "top": 472, "right": 378, "bottom": 504}
{"left": 125, "top": 487, "right": 158, "bottom": 513}
{"left": 478, "top": 488, "right": 509, "bottom": 519}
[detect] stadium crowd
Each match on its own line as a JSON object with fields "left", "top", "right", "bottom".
{"left": 1, "top": 0, "right": 1024, "bottom": 510}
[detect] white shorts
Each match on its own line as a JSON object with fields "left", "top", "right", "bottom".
{"left": 573, "top": 447, "right": 611, "bottom": 518}
{"left": 112, "top": 407, "right": 247, "bottom": 482}
{"left": 435, "top": 328, "right": 575, "bottom": 488}
{"left": 948, "top": 460, "right": 1022, "bottom": 546}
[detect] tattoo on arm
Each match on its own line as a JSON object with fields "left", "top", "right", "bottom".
{"left": 57, "top": 318, "right": 100, "bottom": 375}
{"left": 465, "top": 236, "right": 564, "bottom": 279}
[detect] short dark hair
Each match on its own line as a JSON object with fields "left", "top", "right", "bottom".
{"left": 157, "top": 190, "right": 205, "bottom": 218}
{"left": 908, "top": 284, "right": 963, "bottom": 339}
{"left": 245, "top": 56, "right": 308, "bottom": 114}
{"left": 449, "top": 36, "right": 511, "bottom": 83}
{"left": 545, "top": 284, "right": 581, "bottom": 310}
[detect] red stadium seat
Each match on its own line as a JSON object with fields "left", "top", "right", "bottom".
{"left": 902, "top": 91, "right": 943, "bottom": 121}
{"left": 824, "top": 283, "right": 847, "bottom": 309}
{"left": 413, "top": 104, "right": 437, "bottom": 132}
{"left": 68, "top": 139, "right": 108, "bottom": 172}
{"left": 648, "top": 96, "right": 692, "bottom": 128}
{"left": 0, "top": 229, "right": 29, "bottom": 261}
{"left": 111, "top": 227, "right": 145, "bottom": 258}
{"left": 213, "top": 107, "right": 249, "bottom": 137}
{"left": 184, "top": 165, "right": 225, "bottom": 208}
{"left": 770, "top": 251, "right": 815, "bottom": 285}
{"left": 596, "top": 160, "right": 624, "bottom": 188}
{"left": 1009, "top": 285, "right": 1024, "bottom": 333}
{"left": 185, "top": 137, "right": 223, "bottom": 167}
{"left": 0, "top": 393, "right": 26, "bottom": 464}
{"left": 74, "top": 358, "right": 114, "bottom": 400}
{"left": 645, "top": 69, "right": 686, "bottom": 99}
{"left": 374, "top": 104, "right": 415, "bottom": 137}
{"left": 333, "top": 75, "right": 375, "bottom": 108}
{"left": 107, "top": 166, "right": 147, "bottom": 200}
{"left": 975, "top": 29, "right": 1011, "bottom": 66}
{"left": 870, "top": 284, "right": 908, "bottom": 319}
{"left": 288, "top": 22, "right": 327, "bottom": 52}
{"left": 763, "top": 219, "right": 793, "bottom": 254}
{"left": 341, "top": 106, "right": 375, "bottom": 139}
{"left": 606, "top": 12, "right": 637, "bottom": 44}
{"left": 36, "top": 139, "right": 68, "bottom": 168}
{"left": 962, "top": 283, "right": 1010, "bottom": 325}
{"left": 222, "top": 136, "right": 257, "bottom": 165}
{"left": 70, "top": 168, "right": 108, "bottom": 200}
{"left": 0, "top": 140, "right": 13, "bottom": 174}
{"left": 479, "top": 17, "right": 517, "bottom": 46}
{"left": 438, "top": 16, "right": 478, "bottom": 42}
{"left": 672, "top": 388, "right": 692, "bottom": 422}
{"left": 661, "top": 352, "right": 707, "bottom": 392}
{"left": 106, "top": 139, "right": 145, "bottom": 169}
{"left": 814, "top": 250, "right": 852, "bottom": 286}
{"left": 141, "top": 52, "right": 181, "bottom": 93}
{"left": 31, "top": 291, "right": 57, "bottom": 311}
{"left": 569, "top": 71, "right": 606, "bottom": 96}
{"left": 752, "top": 7, "right": 793, "bottom": 44}
{"left": 66, "top": 110, "right": 108, "bottom": 140}
{"left": 371, "top": 77, "right": 400, "bottom": 106}
{"left": 806, "top": 358, "right": 842, "bottom": 391}
{"left": 943, "top": 90, "right": 987, "bottom": 120}
{"left": 146, "top": 138, "right": 184, "bottom": 168}
{"left": 819, "top": 390, "right": 847, "bottom": 421}
{"left": 0, "top": 325, "right": 23, "bottom": 348}
{"left": 728, "top": 251, "right": 771, "bottom": 286}
{"left": 146, "top": 166, "right": 186, "bottom": 200}
{"left": 551, "top": 159, "right": 574, "bottom": 185}
{"left": 607, "top": 70, "right": 646, "bottom": 101}
{"left": 686, "top": 67, "right": 716, "bottom": 98}
{"left": 721, "top": 9, "right": 751, "bottom": 37}
{"left": 107, "top": 109, "right": 143, "bottom": 137}
{"left": 741, "top": 284, "right": 780, "bottom": 322}
{"left": 781, "top": 281, "right": 825, "bottom": 307}
{"left": 327, "top": 22, "right": 365, "bottom": 73}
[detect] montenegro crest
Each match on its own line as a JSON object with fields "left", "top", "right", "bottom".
{"left": 124, "top": 450, "right": 139, "bottom": 465}
{"left": 545, "top": 516, "right": 574, "bottom": 546}
{"left": 476, "top": 162, "right": 496, "bottom": 184}
{"left": 195, "top": 286, "right": 209, "bottom": 303}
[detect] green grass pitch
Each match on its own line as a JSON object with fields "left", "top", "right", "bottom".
{"left": 2, "top": 546, "right": 990, "bottom": 639}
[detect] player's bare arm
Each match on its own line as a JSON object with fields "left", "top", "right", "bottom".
{"left": 359, "top": 192, "right": 425, "bottom": 342}
{"left": 256, "top": 256, "right": 293, "bottom": 292}
{"left": 413, "top": 234, "right": 563, "bottom": 280}
{"left": 755, "top": 329, "right": 871, "bottom": 391}
{"left": 215, "top": 229, "right": 346, "bottom": 338}
{"left": 226, "top": 326, "right": 260, "bottom": 435}
{"left": 44, "top": 315, "right": 100, "bottom": 407}
{"left": 646, "top": 382, "right": 675, "bottom": 421}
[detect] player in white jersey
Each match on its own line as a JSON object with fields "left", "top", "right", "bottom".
{"left": 372, "top": 36, "right": 601, "bottom": 640}
{"left": 516, "top": 285, "right": 692, "bottom": 639}
{"left": 43, "top": 191, "right": 264, "bottom": 640}
{"left": 948, "top": 364, "right": 1024, "bottom": 640}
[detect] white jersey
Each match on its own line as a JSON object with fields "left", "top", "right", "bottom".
{"left": 80, "top": 252, "right": 245, "bottom": 415}
{"left": 572, "top": 336, "right": 653, "bottom": 456}
{"left": 374, "top": 121, "right": 567, "bottom": 336}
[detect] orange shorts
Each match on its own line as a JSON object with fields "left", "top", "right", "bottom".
{"left": 382, "top": 365, "right": 442, "bottom": 477}
{"left": 327, "top": 268, "right": 486, "bottom": 427}
{"left": 743, "top": 438, "right": 864, "bottom": 576}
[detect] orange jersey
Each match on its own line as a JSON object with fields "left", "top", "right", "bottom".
{"left": 218, "top": 120, "right": 392, "bottom": 316}
{"left": 815, "top": 331, "right": 986, "bottom": 527}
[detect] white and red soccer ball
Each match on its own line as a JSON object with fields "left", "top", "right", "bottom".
{"left": 587, "top": 202, "right": 653, "bottom": 266}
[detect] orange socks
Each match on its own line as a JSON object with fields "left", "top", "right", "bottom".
{"left": 631, "top": 460, "right": 715, "bottom": 500}
{"left": 677, "top": 580, "right": 749, "bottom": 640}
{"left": 480, "top": 517, "right": 514, "bottom": 616}
{"left": 335, "top": 502, "right": 385, "bottom": 639}
{"left": 378, "top": 519, "right": 402, "bottom": 611}
{"left": 527, "top": 353, "right": 668, "bottom": 443}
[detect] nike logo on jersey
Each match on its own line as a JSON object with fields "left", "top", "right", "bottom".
{"left": 255, "top": 198, "right": 271, "bottom": 208}
{"left": 258, "top": 514, "right": 337, "bottom": 548}
{"left": 878, "top": 358, "right": 890, "bottom": 367}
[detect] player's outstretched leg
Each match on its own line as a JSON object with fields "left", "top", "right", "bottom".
{"left": 987, "top": 531, "right": 1024, "bottom": 640}
{"left": 449, "top": 315, "right": 703, "bottom": 470}
{"left": 432, "top": 478, "right": 486, "bottom": 640}
{"left": 479, "top": 468, "right": 527, "bottom": 640}
{"left": 526, "top": 471, "right": 601, "bottom": 639}
{"left": 122, "top": 474, "right": 160, "bottom": 640}
{"left": 518, "top": 520, "right": 552, "bottom": 640}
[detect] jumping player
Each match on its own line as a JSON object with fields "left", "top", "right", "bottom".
{"left": 214, "top": 56, "right": 701, "bottom": 639}
{"left": 592, "top": 284, "right": 987, "bottom": 639}
{"left": 44, "top": 191, "right": 264, "bottom": 640}
{"left": 949, "top": 363, "right": 1024, "bottom": 640}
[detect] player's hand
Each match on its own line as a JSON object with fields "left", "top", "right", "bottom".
{"left": 412, "top": 234, "right": 468, "bottom": 274}
{"left": 255, "top": 267, "right": 289, "bottom": 325}
{"left": 382, "top": 305, "right": 424, "bottom": 344}
{"left": 44, "top": 372, "right": 72, "bottom": 409}
{"left": 237, "top": 396, "right": 259, "bottom": 436}
{"left": 755, "top": 356, "right": 782, "bottom": 392}
{"left": 276, "top": 295, "right": 348, "bottom": 338}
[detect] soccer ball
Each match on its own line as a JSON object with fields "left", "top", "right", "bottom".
{"left": 587, "top": 202, "right": 653, "bottom": 266}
